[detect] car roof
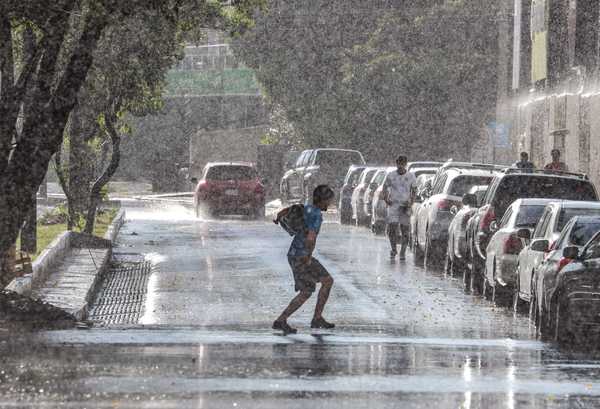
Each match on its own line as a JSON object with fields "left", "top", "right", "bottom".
{"left": 569, "top": 215, "right": 600, "bottom": 223}
{"left": 443, "top": 168, "right": 501, "bottom": 178}
{"left": 499, "top": 168, "right": 590, "bottom": 181}
{"left": 411, "top": 167, "right": 438, "bottom": 174}
{"left": 512, "top": 198, "right": 556, "bottom": 206}
{"left": 545, "top": 200, "right": 600, "bottom": 209}
{"left": 408, "top": 161, "right": 442, "bottom": 168}
{"left": 314, "top": 148, "right": 363, "bottom": 154}
{"left": 205, "top": 162, "right": 255, "bottom": 168}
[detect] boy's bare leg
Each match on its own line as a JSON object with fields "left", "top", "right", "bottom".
{"left": 276, "top": 291, "right": 312, "bottom": 322}
{"left": 313, "top": 276, "right": 334, "bottom": 321}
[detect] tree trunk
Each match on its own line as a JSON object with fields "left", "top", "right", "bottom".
{"left": 84, "top": 111, "right": 121, "bottom": 235}
{"left": 54, "top": 147, "right": 77, "bottom": 231}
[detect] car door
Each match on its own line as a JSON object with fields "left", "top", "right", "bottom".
{"left": 520, "top": 207, "right": 553, "bottom": 298}
{"left": 418, "top": 173, "right": 447, "bottom": 246}
{"left": 486, "top": 205, "right": 514, "bottom": 281}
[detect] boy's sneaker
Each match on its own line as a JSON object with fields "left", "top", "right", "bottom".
{"left": 390, "top": 249, "right": 398, "bottom": 258}
{"left": 398, "top": 250, "right": 406, "bottom": 260}
{"left": 272, "top": 320, "right": 297, "bottom": 335}
{"left": 311, "top": 317, "right": 335, "bottom": 329}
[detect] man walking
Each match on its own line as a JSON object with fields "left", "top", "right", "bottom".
{"left": 382, "top": 155, "right": 416, "bottom": 260}
{"left": 273, "top": 185, "right": 336, "bottom": 335}
{"left": 544, "top": 149, "right": 568, "bottom": 171}
{"left": 514, "top": 152, "right": 535, "bottom": 170}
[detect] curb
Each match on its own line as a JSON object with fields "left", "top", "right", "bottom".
{"left": 5, "top": 208, "right": 127, "bottom": 321}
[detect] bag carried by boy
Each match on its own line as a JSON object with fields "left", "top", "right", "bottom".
{"left": 274, "top": 204, "right": 306, "bottom": 236}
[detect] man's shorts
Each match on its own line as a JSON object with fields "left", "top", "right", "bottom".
{"left": 386, "top": 203, "right": 410, "bottom": 225}
{"left": 288, "top": 256, "right": 331, "bottom": 293}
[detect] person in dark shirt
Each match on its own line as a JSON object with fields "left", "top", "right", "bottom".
{"left": 273, "top": 185, "right": 336, "bottom": 335}
{"left": 514, "top": 152, "right": 535, "bottom": 170}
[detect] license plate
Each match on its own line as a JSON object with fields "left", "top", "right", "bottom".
{"left": 225, "top": 189, "right": 238, "bottom": 196}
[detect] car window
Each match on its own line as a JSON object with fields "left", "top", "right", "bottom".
{"left": 499, "top": 207, "right": 513, "bottom": 228}
{"left": 205, "top": 166, "right": 257, "bottom": 181}
{"left": 533, "top": 208, "right": 552, "bottom": 239}
{"left": 569, "top": 221, "right": 600, "bottom": 247}
{"left": 515, "top": 205, "right": 546, "bottom": 228}
{"left": 346, "top": 168, "right": 363, "bottom": 186}
{"left": 373, "top": 170, "right": 386, "bottom": 185}
{"left": 433, "top": 174, "right": 447, "bottom": 194}
{"left": 554, "top": 219, "right": 573, "bottom": 249}
{"left": 583, "top": 232, "right": 600, "bottom": 259}
{"left": 364, "top": 169, "right": 377, "bottom": 183}
{"left": 447, "top": 175, "right": 493, "bottom": 197}
{"left": 302, "top": 151, "right": 314, "bottom": 166}
{"left": 493, "top": 176, "right": 598, "bottom": 217}
{"left": 295, "top": 151, "right": 308, "bottom": 167}
{"left": 314, "top": 150, "right": 364, "bottom": 167}
{"left": 482, "top": 177, "right": 499, "bottom": 205}
{"left": 557, "top": 208, "right": 600, "bottom": 231}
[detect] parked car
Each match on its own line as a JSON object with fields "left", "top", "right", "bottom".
{"left": 351, "top": 167, "right": 381, "bottom": 226}
{"left": 468, "top": 169, "right": 598, "bottom": 293}
{"left": 194, "top": 162, "right": 265, "bottom": 218}
{"left": 370, "top": 167, "right": 397, "bottom": 234}
{"left": 445, "top": 185, "right": 488, "bottom": 277}
{"left": 280, "top": 148, "right": 366, "bottom": 204}
{"left": 514, "top": 200, "right": 600, "bottom": 310}
{"left": 339, "top": 165, "right": 367, "bottom": 224}
{"left": 409, "top": 174, "right": 436, "bottom": 247}
{"left": 363, "top": 167, "right": 391, "bottom": 230}
{"left": 482, "top": 198, "right": 554, "bottom": 302}
{"left": 414, "top": 165, "right": 499, "bottom": 263}
{"left": 528, "top": 216, "right": 600, "bottom": 340}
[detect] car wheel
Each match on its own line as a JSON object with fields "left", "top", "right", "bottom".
{"left": 444, "top": 252, "right": 452, "bottom": 277}
{"left": 513, "top": 271, "right": 527, "bottom": 314}
{"left": 554, "top": 300, "right": 571, "bottom": 344}
{"left": 195, "top": 204, "right": 200, "bottom": 218}
{"left": 482, "top": 274, "right": 490, "bottom": 300}
{"left": 340, "top": 206, "right": 352, "bottom": 225}
{"left": 254, "top": 205, "right": 266, "bottom": 219}
{"left": 529, "top": 288, "right": 541, "bottom": 336}
{"left": 413, "top": 235, "right": 425, "bottom": 264}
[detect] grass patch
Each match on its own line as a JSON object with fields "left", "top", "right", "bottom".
{"left": 17, "top": 208, "right": 119, "bottom": 261}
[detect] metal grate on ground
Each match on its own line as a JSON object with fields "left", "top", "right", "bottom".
{"left": 88, "top": 262, "right": 153, "bottom": 326}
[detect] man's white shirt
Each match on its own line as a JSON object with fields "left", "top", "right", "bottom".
{"left": 384, "top": 170, "right": 416, "bottom": 204}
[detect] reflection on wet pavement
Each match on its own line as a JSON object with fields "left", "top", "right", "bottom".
{"left": 2, "top": 205, "right": 600, "bottom": 408}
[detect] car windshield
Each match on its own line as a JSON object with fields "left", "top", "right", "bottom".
{"left": 448, "top": 176, "right": 493, "bottom": 196}
{"left": 515, "top": 205, "right": 546, "bottom": 227}
{"left": 569, "top": 222, "right": 600, "bottom": 247}
{"left": 315, "top": 150, "right": 365, "bottom": 167}
{"left": 494, "top": 176, "right": 598, "bottom": 216}
{"left": 373, "top": 171, "right": 386, "bottom": 185}
{"left": 345, "top": 168, "right": 363, "bottom": 185}
{"left": 206, "top": 166, "right": 257, "bottom": 181}
{"left": 557, "top": 208, "right": 600, "bottom": 231}
{"left": 361, "top": 169, "right": 377, "bottom": 183}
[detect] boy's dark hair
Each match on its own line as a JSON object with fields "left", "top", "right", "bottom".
{"left": 313, "top": 185, "right": 334, "bottom": 204}
{"left": 396, "top": 155, "right": 408, "bottom": 164}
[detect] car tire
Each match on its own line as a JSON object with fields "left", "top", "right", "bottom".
{"left": 254, "top": 205, "right": 266, "bottom": 219}
{"left": 444, "top": 252, "right": 452, "bottom": 277}
{"left": 195, "top": 204, "right": 200, "bottom": 218}
{"left": 424, "top": 232, "right": 440, "bottom": 267}
{"left": 513, "top": 271, "right": 527, "bottom": 314}
{"left": 340, "top": 206, "right": 352, "bottom": 225}
{"left": 554, "top": 300, "right": 572, "bottom": 344}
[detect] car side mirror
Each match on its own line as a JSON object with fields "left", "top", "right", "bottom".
{"left": 531, "top": 239, "right": 549, "bottom": 252}
{"left": 489, "top": 221, "right": 499, "bottom": 232}
{"left": 562, "top": 246, "right": 579, "bottom": 259}
{"left": 517, "top": 228, "right": 531, "bottom": 240}
{"left": 190, "top": 177, "right": 198, "bottom": 186}
{"left": 462, "top": 193, "right": 477, "bottom": 207}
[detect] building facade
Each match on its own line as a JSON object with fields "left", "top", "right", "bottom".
{"left": 498, "top": 0, "right": 600, "bottom": 186}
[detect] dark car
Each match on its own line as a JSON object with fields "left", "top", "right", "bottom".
{"left": 445, "top": 185, "right": 488, "bottom": 277}
{"left": 468, "top": 169, "right": 599, "bottom": 293}
{"left": 194, "top": 162, "right": 265, "bottom": 218}
{"left": 529, "top": 216, "right": 600, "bottom": 342}
{"left": 339, "top": 165, "right": 367, "bottom": 224}
{"left": 280, "top": 148, "right": 365, "bottom": 204}
{"left": 414, "top": 165, "right": 499, "bottom": 264}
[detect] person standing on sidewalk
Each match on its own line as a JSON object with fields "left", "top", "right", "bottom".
{"left": 382, "top": 155, "right": 416, "bottom": 260}
{"left": 514, "top": 152, "right": 535, "bottom": 170}
{"left": 273, "top": 185, "right": 336, "bottom": 335}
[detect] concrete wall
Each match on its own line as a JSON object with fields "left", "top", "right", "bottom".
{"left": 190, "top": 126, "right": 268, "bottom": 178}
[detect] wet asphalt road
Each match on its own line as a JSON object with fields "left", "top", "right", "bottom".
{"left": 3, "top": 204, "right": 600, "bottom": 408}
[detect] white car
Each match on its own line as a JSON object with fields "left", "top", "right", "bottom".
{"left": 483, "top": 198, "right": 553, "bottom": 302}
{"left": 514, "top": 200, "right": 600, "bottom": 308}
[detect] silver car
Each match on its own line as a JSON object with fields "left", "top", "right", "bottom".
{"left": 483, "top": 198, "right": 553, "bottom": 302}
{"left": 514, "top": 200, "right": 600, "bottom": 309}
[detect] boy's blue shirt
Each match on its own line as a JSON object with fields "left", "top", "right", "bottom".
{"left": 288, "top": 204, "right": 322, "bottom": 257}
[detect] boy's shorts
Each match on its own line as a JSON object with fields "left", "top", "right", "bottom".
{"left": 288, "top": 256, "right": 331, "bottom": 293}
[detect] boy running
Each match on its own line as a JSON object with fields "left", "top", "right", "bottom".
{"left": 273, "top": 185, "right": 336, "bottom": 335}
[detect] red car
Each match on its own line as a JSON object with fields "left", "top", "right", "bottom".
{"left": 193, "top": 162, "right": 265, "bottom": 218}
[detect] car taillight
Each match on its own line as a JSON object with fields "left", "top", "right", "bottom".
{"left": 557, "top": 257, "right": 573, "bottom": 273}
{"left": 438, "top": 199, "right": 451, "bottom": 211}
{"left": 479, "top": 206, "right": 496, "bottom": 231}
{"left": 503, "top": 234, "right": 522, "bottom": 255}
